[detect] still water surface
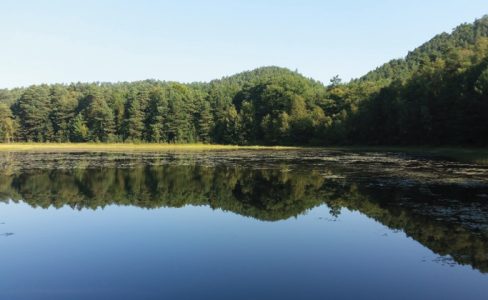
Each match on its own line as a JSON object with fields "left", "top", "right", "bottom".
{"left": 0, "top": 150, "right": 487, "bottom": 299}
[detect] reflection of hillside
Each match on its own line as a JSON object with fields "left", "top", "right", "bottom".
{"left": 0, "top": 159, "right": 487, "bottom": 273}
{"left": 326, "top": 185, "right": 488, "bottom": 273}
{"left": 0, "top": 165, "right": 331, "bottom": 221}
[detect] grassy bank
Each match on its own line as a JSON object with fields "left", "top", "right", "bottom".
{"left": 0, "top": 143, "right": 297, "bottom": 152}
{"left": 0, "top": 143, "right": 486, "bottom": 164}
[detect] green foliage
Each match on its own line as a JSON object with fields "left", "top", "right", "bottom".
{"left": 14, "top": 85, "right": 53, "bottom": 141}
{"left": 221, "top": 105, "right": 242, "bottom": 144}
{"left": 197, "top": 101, "right": 214, "bottom": 143}
{"left": 123, "top": 91, "right": 146, "bottom": 142}
{"left": 69, "top": 114, "right": 89, "bottom": 142}
{"left": 146, "top": 86, "right": 169, "bottom": 142}
{"left": 50, "top": 86, "right": 79, "bottom": 142}
{"left": 348, "top": 15, "right": 488, "bottom": 145}
{"left": 475, "top": 66, "right": 488, "bottom": 95}
{"left": 84, "top": 90, "right": 115, "bottom": 142}
{"left": 1, "top": 16, "right": 487, "bottom": 145}
{"left": 0, "top": 103, "right": 16, "bottom": 142}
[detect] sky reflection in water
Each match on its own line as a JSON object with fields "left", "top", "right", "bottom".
{"left": 0, "top": 150, "right": 487, "bottom": 300}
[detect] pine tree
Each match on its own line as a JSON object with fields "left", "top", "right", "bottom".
{"left": 146, "top": 87, "right": 169, "bottom": 142}
{"left": 0, "top": 103, "right": 16, "bottom": 142}
{"left": 50, "top": 86, "right": 78, "bottom": 142}
{"left": 14, "top": 85, "right": 53, "bottom": 142}
{"left": 123, "top": 95, "right": 145, "bottom": 142}
{"left": 85, "top": 91, "right": 115, "bottom": 142}
{"left": 197, "top": 101, "right": 213, "bottom": 143}
{"left": 69, "top": 113, "right": 89, "bottom": 142}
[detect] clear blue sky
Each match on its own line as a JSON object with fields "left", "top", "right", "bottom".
{"left": 0, "top": 0, "right": 486, "bottom": 88}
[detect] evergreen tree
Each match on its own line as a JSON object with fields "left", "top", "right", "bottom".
{"left": 123, "top": 93, "right": 146, "bottom": 142}
{"left": 85, "top": 91, "right": 115, "bottom": 142}
{"left": 197, "top": 101, "right": 213, "bottom": 143}
{"left": 146, "top": 86, "right": 169, "bottom": 142}
{"left": 0, "top": 103, "right": 16, "bottom": 142}
{"left": 14, "top": 85, "right": 53, "bottom": 142}
{"left": 69, "top": 114, "right": 89, "bottom": 142}
{"left": 50, "top": 86, "right": 78, "bottom": 142}
{"left": 1, "top": 16, "right": 488, "bottom": 146}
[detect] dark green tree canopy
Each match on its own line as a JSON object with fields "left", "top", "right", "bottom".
{"left": 1, "top": 16, "right": 488, "bottom": 145}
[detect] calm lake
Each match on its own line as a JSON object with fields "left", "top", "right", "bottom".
{"left": 1, "top": 149, "right": 488, "bottom": 300}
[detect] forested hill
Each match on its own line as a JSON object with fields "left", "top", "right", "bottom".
{"left": 358, "top": 15, "right": 488, "bottom": 85}
{"left": 350, "top": 15, "right": 488, "bottom": 145}
{"left": 0, "top": 16, "right": 487, "bottom": 145}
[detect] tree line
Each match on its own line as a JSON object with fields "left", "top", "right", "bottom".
{"left": 0, "top": 16, "right": 487, "bottom": 145}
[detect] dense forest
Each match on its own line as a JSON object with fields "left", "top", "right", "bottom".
{"left": 0, "top": 16, "right": 487, "bottom": 145}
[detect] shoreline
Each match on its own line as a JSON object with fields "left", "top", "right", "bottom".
{"left": 0, "top": 143, "right": 486, "bottom": 164}
{"left": 0, "top": 143, "right": 297, "bottom": 152}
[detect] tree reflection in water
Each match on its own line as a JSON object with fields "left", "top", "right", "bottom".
{"left": 0, "top": 150, "right": 487, "bottom": 273}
